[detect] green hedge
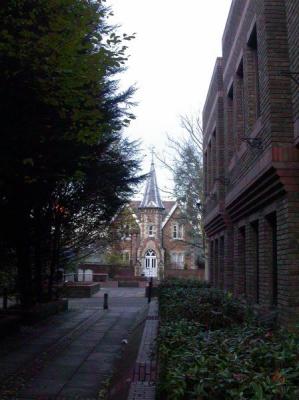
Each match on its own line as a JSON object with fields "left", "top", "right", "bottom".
{"left": 157, "top": 278, "right": 299, "bottom": 400}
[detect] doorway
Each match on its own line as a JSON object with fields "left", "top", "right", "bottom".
{"left": 144, "top": 249, "right": 157, "bottom": 277}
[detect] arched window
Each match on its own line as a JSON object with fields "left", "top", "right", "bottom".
{"left": 144, "top": 249, "right": 157, "bottom": 277}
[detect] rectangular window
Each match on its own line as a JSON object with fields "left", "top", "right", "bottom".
{"left": 171, "top": 252, "right": 185, "bottom": 269}
{"left": 226, "top": 84, "right": 234, "bottom": 164}
{"left": 173, "top": 224, "right": 177, "bottom": 239}
{"left": 178, "top": 224, "right": 184, "bottom": 239}
{"left": 148, "top": 225, "right": 155, "bottom": 237}
{"left": 173, "top": 224, "right": 184, "bottom": 239}
{"left": 235, "top": 59, "right": 245, "bottom": 148}
{"left": 248, "top": 24, "right": 260, "bottom": 120}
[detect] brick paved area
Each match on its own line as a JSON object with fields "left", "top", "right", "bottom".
{"left": 127, "top": 300, "right": 158, "bottom": 400}
{"left": 0, "top": 288, "right": 147, "bottom": 400}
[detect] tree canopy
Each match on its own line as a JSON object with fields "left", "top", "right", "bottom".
{"left": 156, "top": 114, "right": 204, "bottom": 262}
{"left": 0, "top": 0, "right": 143, "bottom": 305}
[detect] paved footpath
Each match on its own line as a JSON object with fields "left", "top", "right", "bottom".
{"left": 0, "top": 288, "right": 147, "bottom": 400}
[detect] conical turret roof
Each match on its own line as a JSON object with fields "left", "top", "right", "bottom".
{"left": 139, "top": 161, "right": 164, "bottom": 209}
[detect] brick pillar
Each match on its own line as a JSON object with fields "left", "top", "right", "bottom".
{"left": 207, "top": 143, "right": 212, "bottom": 192}
{"left": 211, "top": 133, "right": 216, "bottom": 187}
{"left": 246, "top": 222, "right": 259, "bottom": 303}
{"left": 209, "top": 240, "right": 214, "bottom": 286}
{"left": 259, "top": 214, "right": 277, "bottom": 311}
{"left": 277, "top": 195, "right": 299, "bottom": 326}
{"left": 219, "top": 236, "right": 224, "bottom": 290}
{"left": 224, "top": 94, "right": 234, "bottom": 167}
{"left": 234, "top": 225, "right": 246, "bottom": 297}
{"left": 214, "top": 238, "right": 219, "bottom": 287}
{"left": 224, "top": 227, "right": 234, "bottom": 291}
{"left": 204, "top": 151, "right": 208, "bottom": 194}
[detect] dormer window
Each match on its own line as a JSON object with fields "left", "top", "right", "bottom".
{"left": 173, "top": 224, "right": 184, "bottom": 239}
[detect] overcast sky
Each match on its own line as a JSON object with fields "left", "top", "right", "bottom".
{"left": 108, "top": 0, "right": 232, "bottom": 198}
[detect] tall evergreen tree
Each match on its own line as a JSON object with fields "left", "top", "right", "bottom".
{"left": 0, "top": 0, "right": 142, "bottom": 305}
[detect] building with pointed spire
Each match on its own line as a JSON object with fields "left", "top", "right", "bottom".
{"left": 79, "top": 160, "right": 204, "bottom": 280}
{"left": 104, "top": 161, "right": 204, "bottom": 280}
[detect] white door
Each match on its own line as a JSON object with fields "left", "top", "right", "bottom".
{"left": 144, "top": 249, "right": 157, "bottom": 277}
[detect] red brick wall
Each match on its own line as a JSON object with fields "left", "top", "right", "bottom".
{"left": 162, "top": 206, "right": 196, "bottom": 270}
{"left": 203, "top": 0, "right": 299, "bottom": 326}
{"left": 285, "top": 0, "right": 299, "bottom": 144}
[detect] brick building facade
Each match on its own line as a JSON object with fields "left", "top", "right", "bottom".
{"left": 203, "top": 0, "right": 299, "bottom": 326}
{"left": 108, "top": 161, "right": 202, "bottom": 279}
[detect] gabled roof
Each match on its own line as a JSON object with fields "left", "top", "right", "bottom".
{"left": 139, "top": 162, "right": 164, "bottom": 209}
{"left": 161, "top": 202, "right": 178, "bottom": 229}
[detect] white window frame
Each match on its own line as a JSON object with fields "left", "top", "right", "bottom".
{"left": 173, "top": 224, "right": 177, "bottom": 239}
{"left": 170, "top": 252, "right": 185, "bottom": 269}
{"left": 148, "top": 224, "right": 155, "bottom": 237}
{"left": 172, "top": 224, "right": 184, "bottom": 239}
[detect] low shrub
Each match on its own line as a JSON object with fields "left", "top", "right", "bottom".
{"left": 159, "top": 284, "right": 251, "bottom": 330}
{"left": 158, "top": 323, "right": 299, "bottom": 400}
{"left": 159, "top": 277, "right": 210, "bottom": 290}
{"left": 157, "top": 279, "right": 299, "bottom": 400}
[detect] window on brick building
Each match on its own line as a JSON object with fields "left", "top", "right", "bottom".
{"left": 148, "top": 224, "right": 155, "bottom": 237}
{"left": 172, "top": 223, "right": 184, "bottom": 239}
{"left": 170, "top": 252, "right": 185, "bottom": 269}
{"left": 227, "top": 83, "right": 234, "bottom": 163}
{"left": 247, "top": 24, "right": 261, "bottom": 120}
{"left": 236, "top": 59, "right": 245, "bottom": 146}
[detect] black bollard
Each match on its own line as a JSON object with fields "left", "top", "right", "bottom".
{"left": 148, "top": 277, "right": 153, "bottom": 303}
{"left": 103, "top": 293, "right": 108, "bottom": 310}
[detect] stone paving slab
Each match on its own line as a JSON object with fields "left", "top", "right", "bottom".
{"left": 128, "top": 382, "right": 156, "bottom": 399}
{"left": 0, "top": 288, "right": 147, "bottom": 400}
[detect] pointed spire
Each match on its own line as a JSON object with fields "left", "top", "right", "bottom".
{"left": 139, "top": 158, "right": 164, "bottom": 209}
